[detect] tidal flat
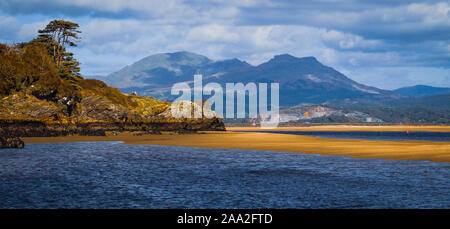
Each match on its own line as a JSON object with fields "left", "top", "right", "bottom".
{"left": 23, "top": 125, "right": 450, "bottom": 162}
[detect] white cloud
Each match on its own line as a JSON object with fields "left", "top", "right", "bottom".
{"left": 310, "top": 2, "right": 449, "bottom": 39}
{"left": 341, "top": 66, "right": 450, "bottom": 90}
{"left": 0, "top": 15, "right": 18, "bottom": 41}
{"left": 17, "top": 20, "right": 50, "bottom": 41}
{"left": 71, "top": 20, "right": 420, "bottom": 75}
{"left": 187, "top": 24, "right": 240, "bottom": 43}
{"left": 0, "top": 0, "right": 447, "bottom": 89}
{"left": 58, "top": 0, "right": 186, "bottom": 15}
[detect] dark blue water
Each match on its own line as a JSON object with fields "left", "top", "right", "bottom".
{"left": 240, "top": 131, "right": 450, "bottom": 142}
{"left": 0, "top": 142, "right": 448, "bottom": 209}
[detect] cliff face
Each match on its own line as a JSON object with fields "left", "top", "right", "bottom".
{"left": 0, "top": 43, "right": 225, "bottom": 147}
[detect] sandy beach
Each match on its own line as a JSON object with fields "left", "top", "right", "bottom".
{"left": 227, "top": 125, "right": 450, "bottom": 132}
{"left": 22, "top": 125, "right": 450, "bottom": 163}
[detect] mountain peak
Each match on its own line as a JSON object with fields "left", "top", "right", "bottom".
{"left": 134, "top": 51, "right": 212, "bottom": 68}
{"left": 168, "top": 50, "right": 204, "bottom": 57}
{"left": 299, "top": 56, "right": 319, "bottom": 62}
{"left": 270, "top": 54, "right": 319, "bottom": 64}
{"left": 172, "top": 50, "right": 192, "bottom": 55}
{"left": 215, "top": 58, "right": 249, "bottom": 65}
{"left": 272, "top": 54, "right": 298, "bottom": 61}
{"left": 165, "top": 51, "right": 212, "bottom": 64}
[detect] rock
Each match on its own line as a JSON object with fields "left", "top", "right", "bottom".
{"left": 158, "top": 100, "right": 220, "bottom": 119}
{"left": 0, "top": 136, "right": 25, "bottom": 149}
{"left": 133, "top": 130, "right": 162, "bottom": 136}
{"left": 175, "top": 129, "right": 197, "bottom": 134}
{"left": 148, "top": 130, "right": 162, "bottom": 135}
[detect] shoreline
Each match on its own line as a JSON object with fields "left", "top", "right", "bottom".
{"left": 226, "top": 125, "right": 450, "bottom": 132}
{"left": 22, "top": 126, "right": 450, "bottom": 163}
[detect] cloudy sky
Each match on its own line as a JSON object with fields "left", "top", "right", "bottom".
{"left": 0, "top": 0, "right": 449, "bottom": 89}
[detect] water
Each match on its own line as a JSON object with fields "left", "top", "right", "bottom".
{"left": 240, "top": 131, "right": 450, "bottom": 142}
{"left": 0, "top": 142, "right": 448, "bottom": 209}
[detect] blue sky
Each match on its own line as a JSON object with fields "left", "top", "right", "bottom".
{"left": 0, "top": 0, "right": 448, "bottom": 89}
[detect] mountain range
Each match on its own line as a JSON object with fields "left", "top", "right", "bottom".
{"left": 90, "top": 51, "right": 449, "bottom": 123}
{"left": 99, "top": 51, "right": 406, "bottom": 107}
{"left": 394, "top": 85, "right": 450, "bottom": 98}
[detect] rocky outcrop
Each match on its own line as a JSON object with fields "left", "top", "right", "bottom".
{"left": 0, "top": 129, "right": 25, "bottom": 149}
{"left": 0, "top": 42, "right": 225, "bottom": 150}
{"left": 0, "top": 117, "right": 225, "bottom": 138}
{"left": 0, "top": 116, "right": 225, "bottom": 149}
{"left": 0, "top": 136, "right": 24, "bottom": 149}
{"left": 0, "top": 93, "right": 225, "bottom": 149}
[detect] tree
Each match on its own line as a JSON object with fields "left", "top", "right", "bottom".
{"left": 59, "top": 51, "right": 82, "bottom": 90}
{"left": 38, "top": 20, "right": 81, "bottom": 68}
{"left": 60, "top": 52, "right": 81, "bottom": 79}
{"left": 36, "top": 20, "right": 82, "bottom": 88}
{"left": 0, "top": 44, "right": 23, "bottom": 95}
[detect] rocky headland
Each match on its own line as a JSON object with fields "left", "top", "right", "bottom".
{"left": 0, "top": 42, "right": 225, "bottom": 148}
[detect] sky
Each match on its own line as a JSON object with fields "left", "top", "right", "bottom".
{"left": 0, "top": 0, "right": 449, "bottom": 90}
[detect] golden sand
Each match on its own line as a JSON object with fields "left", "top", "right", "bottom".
{"left": 227, "top": 125, "right": 450, "bottom": 132}
{"left": 23, "top": 126, "right": 450, "bottom": 163}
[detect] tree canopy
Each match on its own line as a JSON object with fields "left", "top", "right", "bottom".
{"left": 38, "top": 20, "right": 81, "bottom": 68}
{"left": 34, "top": 20, "right": 83, "bottom": 89}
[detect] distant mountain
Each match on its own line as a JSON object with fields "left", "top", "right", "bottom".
{"left": 394, "top": 85, "right": 450, "bottom": 98}
{"left": 205, "top": 54, "right": 403, "bottom": 107}
{"left": 329, "top": 92, "right": 450, "bottom": 123}
{"left": 387, "top": 93, "right": 450, "bottom": 110}
{"left": 106, "top": 51, "right": 253, "bottom": 99}
{"left": 104, "top": 51, "right": 405, "bottom": 107}
{"left": 107, "top": 51, "right": 214, "bottom": 89}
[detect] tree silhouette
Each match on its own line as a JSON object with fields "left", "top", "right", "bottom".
{"left": 38, "top": 20, "right": 81, "bottom": 68}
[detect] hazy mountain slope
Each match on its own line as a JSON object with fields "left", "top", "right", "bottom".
{"left": 105, "top": 52, "right": 404, "bottom": 107}
{"left": 330, "top": 93, "right": 450, "bottom": 123}
{"left": 386, "top": 93, "right": 450, "bottom": 110}
{"left": 106, "top": 51, "right": 213, "bottom": 88}
{"left": 394, "top": 85, "right": 450, "bottom": 98}
{"left": 204, "top": 54, "right": 402, "bottom": 106}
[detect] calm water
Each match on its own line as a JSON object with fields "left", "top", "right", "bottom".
{"left": 241, "top": 131, "right": 450, "bottom": 142}
{"left": 0, "top": 142, "right": 448, "bottom": 209}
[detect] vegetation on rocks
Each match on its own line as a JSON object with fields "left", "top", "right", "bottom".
{"left": 0, "top": 129, "right": 24, "bottom": 149}
{"left": 0, "top": 20, "right": 225, "bottom": 147}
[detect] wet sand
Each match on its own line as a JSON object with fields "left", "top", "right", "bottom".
{"left": 23, "top": 126, "right": 450, "bottom": 162}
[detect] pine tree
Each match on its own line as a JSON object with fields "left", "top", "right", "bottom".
{"left": 35, "top": 20, "right": 83, "bottom": 89}
{"left": 59, "top": 51, "right": 82, "bottom": 90}
{"left": 38, "top": 20, "right": 81, "bottom": 68}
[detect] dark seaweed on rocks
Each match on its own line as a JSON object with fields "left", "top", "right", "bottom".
{"left": 0, "top": 129, "right": 24, "bottom": 149}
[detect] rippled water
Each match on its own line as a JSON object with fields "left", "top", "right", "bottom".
{"left": 0, "top": 142, "right": 449, "bottom": 209}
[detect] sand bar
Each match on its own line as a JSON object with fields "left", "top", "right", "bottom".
{"left": 23, "top": 128, "right": 450, "bottom": 163}
{"left": 227, "top": 125, "right": 450, "bottom": 132}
